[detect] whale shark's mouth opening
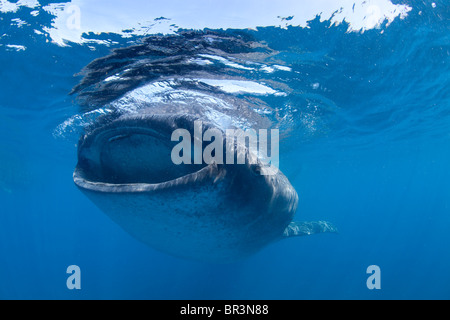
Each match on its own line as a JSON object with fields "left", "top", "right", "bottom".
{"left": 75, "top": 117, "right": 207, "bottom": 187}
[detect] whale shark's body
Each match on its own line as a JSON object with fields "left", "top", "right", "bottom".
{"left": 72, "top": 31, "right": 337, "bottom": 262}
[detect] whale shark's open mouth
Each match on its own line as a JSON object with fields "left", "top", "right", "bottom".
{"left": 74, "top": 114, "right": 208, "bottom": 190}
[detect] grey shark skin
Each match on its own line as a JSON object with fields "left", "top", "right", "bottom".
{"left": 74, "top": 111, "right": 337, "bottom": 263}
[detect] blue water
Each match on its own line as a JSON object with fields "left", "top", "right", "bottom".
{"left": 0, "top": 0, "right": 449, "bottom": 299}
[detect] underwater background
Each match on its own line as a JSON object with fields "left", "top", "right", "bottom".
{"left": 0, "top": 0, "right": 449, "bottom": 299}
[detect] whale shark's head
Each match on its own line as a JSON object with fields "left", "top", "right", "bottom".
{"left": 73, "top": 112, "right": 299, "bottom": 262}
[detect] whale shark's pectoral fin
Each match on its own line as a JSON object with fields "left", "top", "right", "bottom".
{"left": 283, "top": 221, "right": 338, "bottom": 238}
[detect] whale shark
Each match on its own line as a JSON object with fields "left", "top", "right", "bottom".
{"left": 71, "top": 31, "right": 337, "bottom": 262}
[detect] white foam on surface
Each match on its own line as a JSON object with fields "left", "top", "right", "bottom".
{"left": 2, "top": 0, "right": 412, "bottom": 46}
